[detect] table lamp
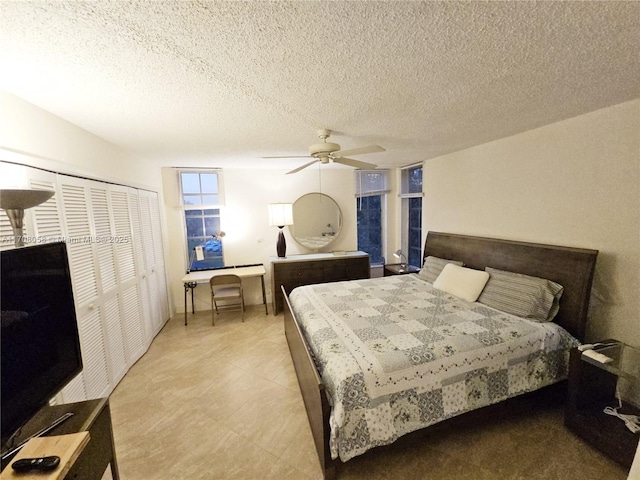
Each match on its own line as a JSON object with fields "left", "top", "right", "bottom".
{"left": 393, "top": 249, "right": 408, "bottom": 270}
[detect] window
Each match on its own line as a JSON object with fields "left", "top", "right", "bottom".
{"left": 400, "top": 165, "right": 423, "bottom": 268}
{"left": 355, "top": 170, "right": 389, "bottom": 265}
{"left": 357, "top": 195, "right": 383, "bottom": 264}
{"left": 179, "top": 170, "right": 224, "bottom": 271}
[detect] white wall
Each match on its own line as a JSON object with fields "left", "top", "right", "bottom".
{"left": 0, "top": 90, "right": 174, "bottom": 312}
{"left": 0, "top": 90, "right": 373, "bottom": 318}
{"left": 5, "top": 89, "right": 637, "bottom": 347}
{"left": 163, "top": 166, "right": 362, "bottom": 313}
{"left": 0, "top": 92, "right": 161, "bottom": 190}
{"left": 422, "top": 99, "right": 640, "bottom": 345}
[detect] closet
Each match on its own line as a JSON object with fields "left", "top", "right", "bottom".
{"left": 1, "top": 163, "right": 169, "bottom": 404}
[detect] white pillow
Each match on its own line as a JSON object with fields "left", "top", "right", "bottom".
{"left": 433, "top": 264, "right": 490, "bottom": 302}
{"left": 418, "top": 256, "right": 464, "bottom": 283}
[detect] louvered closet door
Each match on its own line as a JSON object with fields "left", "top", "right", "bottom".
{"left": 27, "top": 169, "right": 88, "bottom": 403}
{"left": 13, "top": 166, "right": 169, "bottom": 406}
{"left": 0, "top": 208, "right": 17, "bottom": 251}
{"left": 147, "top": 191, "right": 169, "bottom": 324}
{"left": 28, "top": 171, "right": 62, "bottom": 241}
{"left": 128, "top": 187, "right": 153, "bottom": 341}
{"left": 154, "top": 264, "right": 169, "bottom": 325}
{"left": 110, "top": 185, "right": 147, "bottom": 364}
{"left": 143, "top": 191, "right": 164, "bottom": 334}
{"left": 137, "top": 190, "right": 162, "bottom": 336}
{"left": 88, "top": 180, "right": 128, "bottom": 386}
{"left": 58, "top": 175, "right": 111, "bottom": 400}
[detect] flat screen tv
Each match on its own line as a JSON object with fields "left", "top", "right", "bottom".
{"left": 1, "top": 242, "right": 83, "bottom": 444}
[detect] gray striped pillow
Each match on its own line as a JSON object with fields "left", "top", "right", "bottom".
{"left": 477, "top": 267, "right": 564, "bottom": 322}
{"left": 418, "top": 256, "right": 464, "bottom": 283}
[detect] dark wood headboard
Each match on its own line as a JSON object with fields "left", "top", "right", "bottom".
{"left": 422, "top": 232, "right": 598, "bottom": 342}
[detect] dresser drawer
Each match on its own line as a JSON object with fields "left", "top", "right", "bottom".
{"left": 271, "top": 253, "right": 370, "bottom": 314}
{"left": 274, "top": 262, "right": 323, "bottom": 282}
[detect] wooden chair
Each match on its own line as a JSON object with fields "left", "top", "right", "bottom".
{"left": 209, "top": 274, "right": 244, "bottom": 325}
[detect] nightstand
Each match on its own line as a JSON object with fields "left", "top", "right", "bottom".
{"left": 383, "top": 263, "right": 420, "bottom": 276}
{"left": 564, "top": 340, "right": 640, "bottom": 468}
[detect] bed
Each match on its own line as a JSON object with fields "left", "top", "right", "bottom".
{"left": 283, "top": 232, "right": 598, "bottom": 479}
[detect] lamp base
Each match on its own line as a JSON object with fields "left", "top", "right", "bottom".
{"left": 276, "top": 228, "right": 286, "bottom": 257}
{"left": 6, "top": 208, "right": 25, "bottom": 247}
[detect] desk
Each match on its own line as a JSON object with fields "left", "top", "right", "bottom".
{"left": 181, "top": 264, "right": 267, "bottom": 325}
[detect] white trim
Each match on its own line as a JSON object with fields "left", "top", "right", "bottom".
{"left": 1, "top": 154, "right": 157, "bottom": 193}
{"left": 400, "top": 161, "right": 424, "bottom": 170}
{"left": 177, "top": 168, "right": 225, "bottom": 208}
{"left": 399, "top": 164, "right": 423, "bottom": 198}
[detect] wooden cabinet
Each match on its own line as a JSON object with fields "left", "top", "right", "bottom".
{"left": 0, "top": 398, "right": 119, "bottom": 479}
{"left": 383, "top": 263, "right": 420, "bottom": 276}
{"left": 271, "top": 252, "right": 370, "bottom": 315}
{"left": 565, "top": 342, "right": 640, "bottom": 469}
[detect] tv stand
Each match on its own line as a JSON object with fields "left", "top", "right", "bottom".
{"left": 0, "top": 398, "right": 119, "bottom": 479}
{"left": 2, "top": 413, "right": 75, "bottom": 461}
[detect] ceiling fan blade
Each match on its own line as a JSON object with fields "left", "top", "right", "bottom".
{"left": 286, "top": 159, "right": 319, "bottom": 175}
{"left": 261, "top": 155, "right": 310, "bottom": 159}
{"left": 334, "top": 157, "right": 378, "bottom": 169}
{"left": 334, "top": 145, "right": 385, "bottom": 157}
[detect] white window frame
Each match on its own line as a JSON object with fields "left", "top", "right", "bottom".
{"left": 177, "top": 169, "right": 225, "bottom": 270}
{"left": 355, "top": 170, "right": 390, "bottom": 266}
{"left": 400, "top": 163, "right": 423, "bottom": 267}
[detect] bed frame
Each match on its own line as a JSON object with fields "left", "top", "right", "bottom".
{"left": 283, "top": 232, "right": 598, "bottom": 479}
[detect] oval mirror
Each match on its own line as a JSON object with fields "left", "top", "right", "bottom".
{"left": 290, "top": 193, "right": 342, "bottom": 250}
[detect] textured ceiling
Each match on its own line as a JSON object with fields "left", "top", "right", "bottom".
{"left": 1, "top": 1, "right": 638, "bottom": 170}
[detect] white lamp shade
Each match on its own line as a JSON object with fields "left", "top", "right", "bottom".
{"left": 0, "top": 189, "right": 54, "bottom": 210}
{"left": 268, "top": 203, "right": 293, "bottom": 226}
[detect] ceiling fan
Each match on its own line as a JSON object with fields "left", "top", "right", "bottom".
{"left": 263, "top": 129, "right": 385, "bottom": 175}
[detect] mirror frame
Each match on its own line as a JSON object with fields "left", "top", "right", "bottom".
{"left": 290, "top": 192, "right": 342, "bottom": 250}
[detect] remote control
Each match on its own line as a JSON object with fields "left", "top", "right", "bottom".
{"left": 582, "top": 349, "right": 613, "bottom": 364}
{"left": 11, "top": 455, "right": 60, "bottom": 472}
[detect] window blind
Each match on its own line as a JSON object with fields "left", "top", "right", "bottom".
{"left": 354, "top": 169, "right": 390, "bottom": 197}
{"left": 400, "top": 164, "right": 423, "bottom": 198}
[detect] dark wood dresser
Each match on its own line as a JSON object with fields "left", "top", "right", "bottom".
{"left": 271, "top": 252, "right": 370, "bottom": 314}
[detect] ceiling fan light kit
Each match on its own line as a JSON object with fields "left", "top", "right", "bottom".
{"left": 309, "top": 142, "right": 340, "bottom": 157}
{"left": 266, "top": 129, "right": 386, "bottom": 175}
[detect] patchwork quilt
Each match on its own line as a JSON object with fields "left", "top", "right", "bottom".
{"left": 289, "top": 274, "right": 579, "bottom": 461}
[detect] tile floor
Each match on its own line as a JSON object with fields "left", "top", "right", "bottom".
{"left": 109, "top": 308, "right": 629, "bottom": 480}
